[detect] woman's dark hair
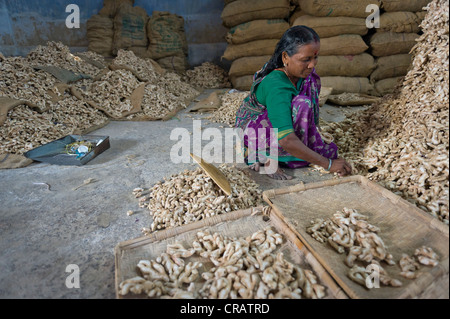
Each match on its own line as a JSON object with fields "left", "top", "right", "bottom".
{"left": 255, "top": 25, "right": 320, "bottom": 80}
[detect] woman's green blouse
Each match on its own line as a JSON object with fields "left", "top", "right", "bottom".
{"left": 255, "top": 70, "right": 304, "bottom": 141}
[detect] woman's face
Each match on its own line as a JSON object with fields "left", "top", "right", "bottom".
{"left": 283, "top": 41, "right": 320, "bottom": 79}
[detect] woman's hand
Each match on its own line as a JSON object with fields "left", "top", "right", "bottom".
{"left": 329, "top": 158, "right": 352, "bottom": 177}
{"left": 279, "top": 133, "right": 353, "bottom": 176}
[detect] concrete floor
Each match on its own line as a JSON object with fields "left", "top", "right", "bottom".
{"left": 1, "top": 91, "right": 443, "bottom": 299}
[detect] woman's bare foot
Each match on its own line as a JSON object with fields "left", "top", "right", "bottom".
{"left": 267, "top": 167, "right": 293, "bottom": 180}
{"left": 261, "top": 159, "right": 293, "bottom": 180}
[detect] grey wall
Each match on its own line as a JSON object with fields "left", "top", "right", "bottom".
{"left": 0, "top": 0, "right": 229, "bottom": 68}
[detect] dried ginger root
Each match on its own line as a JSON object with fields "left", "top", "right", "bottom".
{"left": 398, "top": 246, "right": 440, "bottom": 279}
{"left": 112, "top": 49, "right": 159, "bottom": 82}
{"left": 307, "top": 207, "right": 402, "bottom": 288}
{"left": 126, "top": 71, "right": 200, "bottom": 121}
{"left": 136, "top": 165, "right": 263, "bottom": 233}
{"left": 0, "top": 55, "right": 57, "bottom": 110}
{"left": 109, "top": 49, "right": 200, "bottom": 121}
{"left": 371, "top": 260, "right": 402, "bottom": 287}
{"left": 347, "top": 265, "right": 368, "bottom": 286}
{"left": 183, "top": 62, "right": 231, "bottom": 89}
{"left": 399, "top": 254, "right": 421, "bottom": 279}
{"left": 414, "top": 246, "right": 440, "bottom": 267}
{"left": 308, "top": 208, "right": 393, "bottom": 266}
{"left": 120, "top": 228, "right": 327, "bottom": 299}
{"left": 0, "top": 94, "right": 108, "bottom": 155}
{"left": 193, "top": 227, "right": 326, "bottom": 299}
{"left": 208, "top": 90, "right": 249, "bottom": 127}
{"left": 119, "top": 242, "right": 203, "bottom": 298}
{"left": 306, "top": 218, "right": 328, "bottom": 243}
{"left": 26, "top": 41, "right": 102, "bottom": 77}
{"left": 73, "top": 69, "right": 140, "bottom": 118}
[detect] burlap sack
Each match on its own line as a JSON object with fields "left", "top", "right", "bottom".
{"left": 379, "top": 12, "right": 421, "bottom": 33}
{"left": 375, "top": 76, "right": 404, "bottom": 96}
{"left": 110, "top": 55, "right": 165, "bottom": 79}
{"left": 147, "top": 59, "right": 166, "bottom": 75}
{"left": 189, "top": 91, "right": 223, "bottom": 113}
{"left": 156, "top": 55, "right": 189, "bottom": 74}
{"left": 222, "top": 39, "right": 278, "bottom": 61}
{"left": 300, "top": 0, "right": 381, "bottom": 18}
{"left": 226, "top": 19, "right": 289, "bottom": 45}
{"left": 147, "top": 11, "right": 188, "bottom": 60}
{"left": 289, "top": 7, "right": 306, "bottom": 26}
{"left": 319, "top": 87, "right": 334, "bottom": 107}
{"left": 0, "top": 97, "right": 27, "bottom": 126}
{"left": 221, "top": 0, "right": 290, "bottom": 28}
{"left": 370, "top": 32, "right": 419, "bottom": 57}
{"left": 0, "top": 97, "right": 42, "bottom": 125}
{"left": 320, "top": 76, "right": 378, "bottom": 96}
{"left": 327, "top": 93, "right": 381, "bottom": 106}
{"left": 416, "top": 11, "right": 427, "bottom": 22}
{"left": 128, "top": 46, "right": 152, "bottom": 59}
{"left": 320, "top": 34, "right": 369, "bottom": 56}
{"left": 0, "top": 154, "right": 33, "bottom": 169}
{"left": 87, "top": 15, "right": 114, "bottom": 57}
{"left": 231, "top": 75, "right": 254, "bottom": 91}
{"left": 99, "top": 0, "right": 134, "bottom": 18}
{"left": 46, "top": 83, "right": 71, "bottom": 103}
{"left": 382, "top": 0, "right": 432, "bottom": 12}
{"left": 113, "top": 4, "right": 149, "bottom": 53}
{"left": 370, "top": 54, "right": 412, "bottom": 82}
{"left": 293, "top": 15, "right": 368, "bottom": 38}
{"left": 228, "top": 55, "right": 271, "bottom": 80}
{"left": 315, "top": 54, "right": 376, "bottom": 77}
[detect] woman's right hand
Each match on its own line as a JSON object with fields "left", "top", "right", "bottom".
{"left": 329, "top": 158, "right": 353, "bottom": 176}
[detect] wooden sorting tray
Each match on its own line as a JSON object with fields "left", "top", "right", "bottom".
{"left": 114, "top": 207, "right": 349, "bottom": 299}
{"left": 263, "top": 175, "right": 449, "bottom": 299}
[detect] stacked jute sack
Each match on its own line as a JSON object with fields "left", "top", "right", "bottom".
{"left": 87, "top": 0, "right": 189, "bottom": 74}
{"left": 292, "top": 0, "right": 431, "bottom": 96}
{"left": 87, "top": 0, "right": 147, "bottom": 58}
{"left": 221, "top": 0, "right": 293, "bottom": 90}
{"left": 293, "top": 0, "right": 378, "bottom": 96}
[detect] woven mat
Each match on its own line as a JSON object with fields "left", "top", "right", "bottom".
{"left": 263, "top": 175, "right": 449, "bottom": 299}
{"left": 114, "top": 207, "right": 348, "bottom": 299}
